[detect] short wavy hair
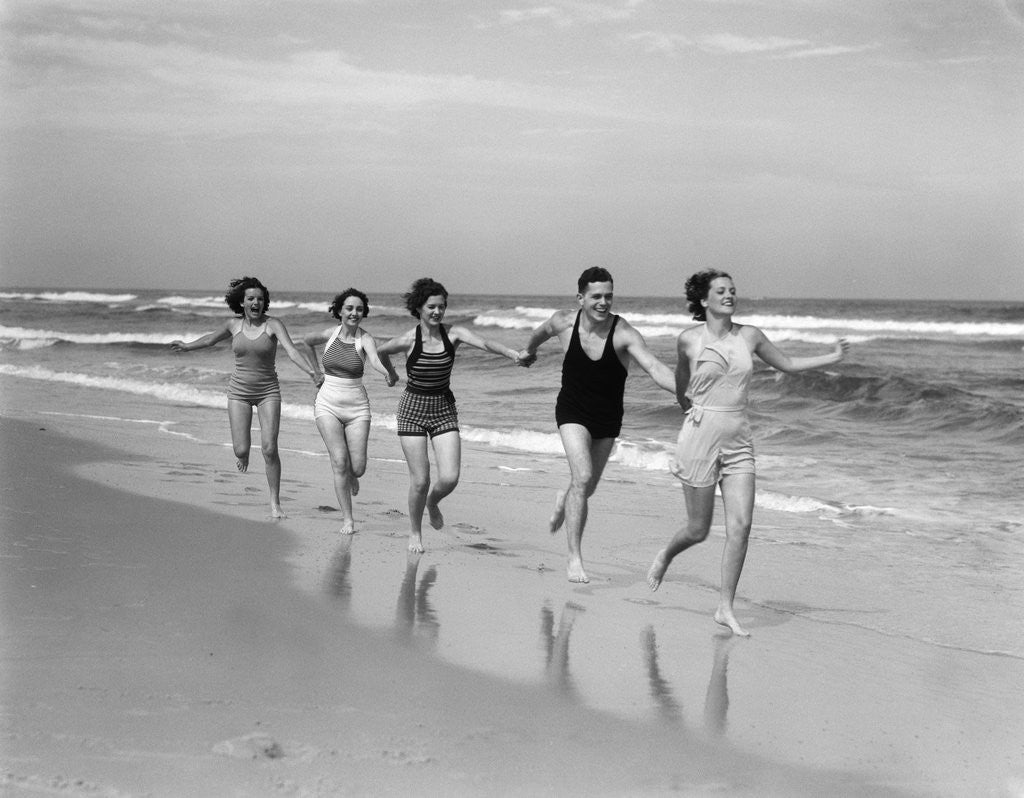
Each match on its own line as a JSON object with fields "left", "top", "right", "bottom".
{"left": 577, "top": 266, "right": 613, "bottom": 294}
{"left": 684, "top": 269, "right": 732, "bottom": 321}
{"left": 403, "top": 277, "right": 448, "bottom": 318}
{"left": 224, "top": 276, "right": 270, "bottom": 316}
{"left": 329, "top": 288, "right": 370, "bottom": 320}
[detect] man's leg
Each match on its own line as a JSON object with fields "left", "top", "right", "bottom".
{"left": 557, "top": 424, "right": 615, "bottom": 583}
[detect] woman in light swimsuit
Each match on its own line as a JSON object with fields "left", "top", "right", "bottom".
{"left": 646, "top": 270, "right": 849, "bottom": 636}
{"left": 302, "top": 288, "right": 399, "bottom": 534}
{"left": 171, "top": 276, "right": 319, "bottom": 518}
{"left": 377, "top": 277, "right": 527, "bottom": 553}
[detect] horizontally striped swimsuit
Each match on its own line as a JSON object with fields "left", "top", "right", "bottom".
{"left": 314, "top": 327, "right": 371, "bottom": 425}
{"left": 396, "top": 324, "right": 459, "bottom": 438}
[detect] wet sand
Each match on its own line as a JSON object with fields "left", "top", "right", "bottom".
{"left": 2, "top": 375, "right": 1022, "bottom": 796}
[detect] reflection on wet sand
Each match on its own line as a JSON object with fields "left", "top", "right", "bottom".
{"left": 325, "top": 536, "right": 353, "bottom": 606}
{"left": 539, "top": 601, "right": 584, "bottom": 699}
{"left": 394, "top": 551, "right": 439, "bottom": 647}
{"left": 641, "top": 625, "right": 683, "bottom": 725}
{"left": 641, "top": 626, "right": 736, "bottom": 737}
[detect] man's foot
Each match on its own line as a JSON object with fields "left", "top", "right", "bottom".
{"left": 647, "top": 550, "right": 669, "bottom": 591}
{"left": 566, "top": 557, "right": 589, "bottom": 583}
{"left": 339, "top": 519, "right": 356, "bottom": 535}
{"left": 714, "top": 606, "right": 750, "bottom": 637}
{"left": 408, "top": 532, "right": 424, "bottom": 553}
{"left": 548, "top": 490, "right": 566, "bottom": 534}
{"left": 270, "top": 502, "right": 287, "bottom": 519}
{"left": 236, "top": 455, "right": 249, "bottom": 473}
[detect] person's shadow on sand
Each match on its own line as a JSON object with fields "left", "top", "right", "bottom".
{"left": 325, "top": 536, "right": 353, "bottom": 607}
{"left": 641, "top": 625, "right": 737, "bottom": 737}
{"left": 394, "top": 551, "right": 439, "bottom": 647}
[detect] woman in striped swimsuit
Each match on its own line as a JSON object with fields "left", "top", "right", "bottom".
{"left": 302, "top": 288, "right": 399, "bottom": 534}
{"left": 171, "top": 276, "right": 320, "bottom": 518}
{"left": 378, "top": 278, "right": 527, "bottom": 553}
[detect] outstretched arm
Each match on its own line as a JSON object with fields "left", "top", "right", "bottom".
{"left": 170, "top": 319, "right": 233, "bottom": 352}
{"left": 301, "top": 327, "right": 333, "bottom": 382}
{"left": 361, "top": 332, "right": 400, "bottom": 386}
{"left": 753, "top": 329, "right": 849, "bottom": 373}
{"left": 518, "top": 310, "right": 573, "bottom": 365}
{"left": 449, "top": 326, "right": 523, "bottom": 365}
{"left": 621, "top": 322, "right": 675, "bottom": 393}
{"left": 270, "top": 318, "right": 322, "bottom": 386}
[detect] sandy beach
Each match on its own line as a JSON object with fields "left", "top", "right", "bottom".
{"left": 2, "top": 374, "right": 1022, "bottom": 797}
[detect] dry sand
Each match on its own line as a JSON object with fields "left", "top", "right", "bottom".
{"left": 2, "top": 376, "right": 1021, "bottom": 797}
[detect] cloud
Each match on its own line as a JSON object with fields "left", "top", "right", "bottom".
{"left": 3, "top": 30, "right": 627, "bottom": 137}
{"left": 498, "top": 1, "right": 642, "bottom": 28}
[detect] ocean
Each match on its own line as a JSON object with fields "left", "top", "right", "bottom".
{"left": 2, "top": 287, "right": 1022, "bottom": 663}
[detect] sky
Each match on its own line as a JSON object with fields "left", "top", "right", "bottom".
{"left": 1, "top": 1, "right": 1022, "bottom": 300}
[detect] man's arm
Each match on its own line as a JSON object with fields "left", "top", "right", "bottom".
{"left": 620, "top": 321, "right": 675, "bottom": 393}
{"left": 518, "top": 309, "right": 573, "bottom": 363}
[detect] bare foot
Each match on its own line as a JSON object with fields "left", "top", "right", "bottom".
{"left": 236, "top": 455, "right": 249, "bottom": 473}
{"left": 714, "top": 607, "right": 750, "bottom": 637}
{"left": 426, "top": 501, "right": 444, "bottom": 530}
{"left": 339, "top": 519, "right": 356, "bottom": 535}
{"left": 408, "top": 533, "right": 424, "bottom": 553}
{"left": 548, "top": 490, "right": 566, "bottom": 534}
{"left": 270, "top": 503, "right": 287, "bottom": 519}
{"left": 566, "top": 557, "right": 589, "bottom": 583}
{"left": 647, "top": 550, "right": 669, "bottom": 591}
{"left": 350, "top": 475, "right": 360, "bottom": 496}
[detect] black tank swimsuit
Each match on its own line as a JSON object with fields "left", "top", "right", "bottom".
{"left": 555, "top": 311, "right": 627, "bottom": 439}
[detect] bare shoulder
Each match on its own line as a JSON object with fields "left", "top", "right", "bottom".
{"left": 677, "top": 323, "right": 703, "bottom": 349}
{"left": 549, "top": 308, "right": 576, "bottom": 331}
{"left": 737, "top": 323, "right": 766, "bottom": 345}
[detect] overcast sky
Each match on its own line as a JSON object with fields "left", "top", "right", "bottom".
{"left": 2, "top": 0, "right": 1022, "bottom": 300}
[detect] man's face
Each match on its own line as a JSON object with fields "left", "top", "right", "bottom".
{"left": 578, "top": 281, "right": 614, "bottom": 320}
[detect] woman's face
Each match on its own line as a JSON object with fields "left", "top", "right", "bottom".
{"left": 703, "top": 277, "right": 736, "bottom": 316}
{"left": 419, "top": 294, "right": 447, "bottom": 325}
{"left": 242, "top": 287, "right": 267, "bottom": 319}
{"left": 338, "top": 296, "right": 366, "bottom": 328}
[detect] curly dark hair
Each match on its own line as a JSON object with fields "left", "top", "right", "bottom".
{"left": 684, "top": 269, "right": 732, "bottom": 321}
{"left": 403, "top": 277, "right": 448, "bottom": 318}
{"left": 224, "top": 276, "right": 270, "bottom": 316}
{"left": 577, "top": 266, "right": 613, "bottom": 294}
{"left": 329, "top": 288, "right": 370, "bottom": 320}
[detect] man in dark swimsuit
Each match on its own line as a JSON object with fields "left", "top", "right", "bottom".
{"left": 520, "top": 268, "right": 675, "bottom": 583}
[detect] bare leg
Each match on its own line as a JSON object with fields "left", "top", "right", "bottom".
{"left": 647, "top": 483, "right": 716, "bottom": 591}
{"left": 315, "top": 415, "right": 358, "bottom": 533}
{"left": 399, "top": 435, "right": 430, "bottom": 552}
{"left": 548, "top": 489, "right": 567, "bottom": 534}
{"left": 557, "top": 425, "right": 615, "bottom": 583}
{"left": 425, "top": 431, "right": 461, "bottom": 531}
{"left": 713, "top": 472, "right": 754, "bottom": 637}
{"left": 255, "top": 399, "right": 286, "bottom": 518}
{"left": 226, "top": 399, "right": 254, "bottom": 473}
{"left": 346, "top": 419, "right": 371, "bottom": 498}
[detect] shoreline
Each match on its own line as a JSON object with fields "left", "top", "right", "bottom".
{"left": 2, "top": 374, "right": 1022, "bottom": 796}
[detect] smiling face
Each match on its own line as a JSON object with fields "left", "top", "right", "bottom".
{"left": 242, "top": 287, "right": 267, "bottom": 320}
{"left": 418, "top": 294, "right": 448, "bottom": 325}
{"left": 702, "top": 276, "right": 737, "bottom": 317}
{"left": 578, "top": 281, "right": 614, "bottom": 322}
{"left": 338, "top": 295, "right": 366, "bottom": 329}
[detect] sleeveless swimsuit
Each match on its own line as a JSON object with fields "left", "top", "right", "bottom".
{"left": 226, "top": 324, "right": 280, "bottom": 406}
{"left": 555, "top": 311, "right": 627, "bottom": 439}
{"left": 314, "top": 327, "right": 371, "bottom": 425}
{"left": 673, "top": 325, "right": 755, "bottom": 487}
{"left": 396, "top": 324, "right": 459, "bottom": 438}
